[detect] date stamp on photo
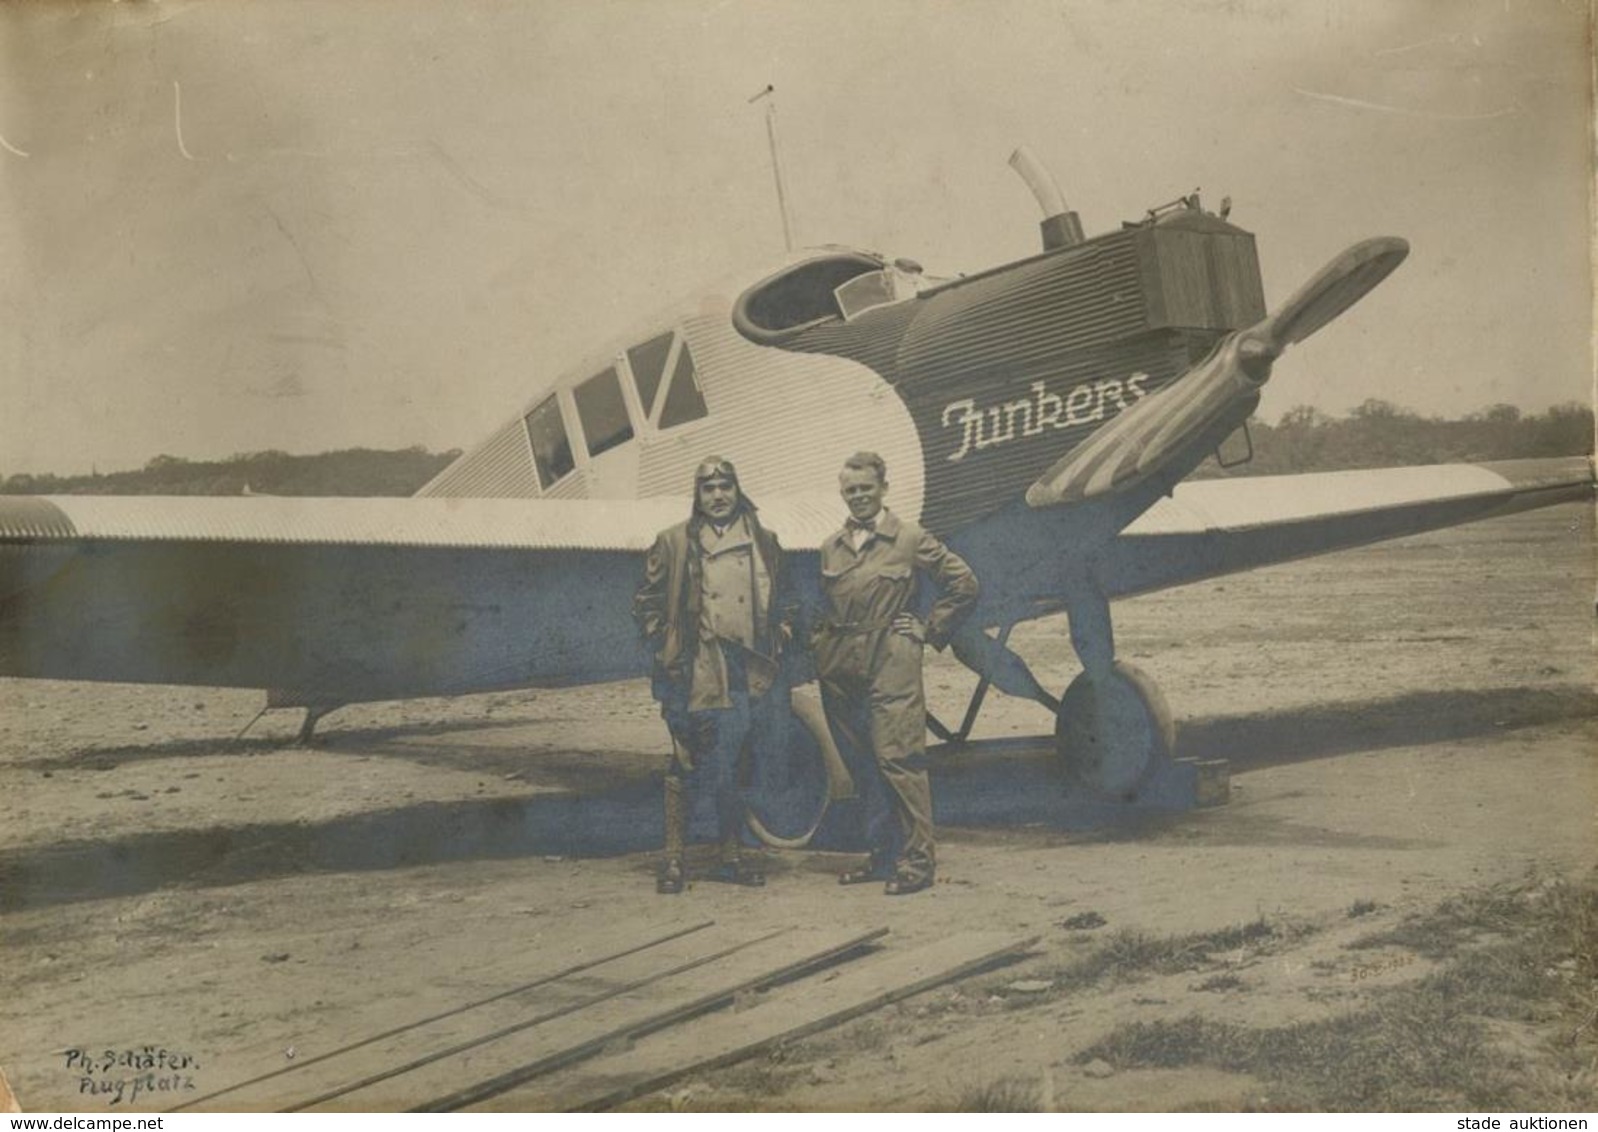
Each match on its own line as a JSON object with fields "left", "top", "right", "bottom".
{"left": 1349, "top": 953, "right": 1416, "bottom": 982}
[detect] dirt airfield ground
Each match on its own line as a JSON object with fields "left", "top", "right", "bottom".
{"left": 1, "top": 505, "right": 1594, "bottom": 1112}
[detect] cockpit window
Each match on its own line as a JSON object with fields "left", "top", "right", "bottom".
{"left": 657, "top": 342, "right": 709, "bottom": 430}
{"left": 574, "top": 367, "right": 634, "bottom": 458}
{"left": 524, "top": 395, "right": 574, "bottom": 489}
{"left": 834, "top": 270, "right": 899, "bottom": 320}
{"left": 626, "top": 332, "right": 673, "bottom": 418}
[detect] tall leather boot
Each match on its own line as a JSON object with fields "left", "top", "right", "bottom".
{"left": 657, "top": 774, "right": 686, "bottom": 895}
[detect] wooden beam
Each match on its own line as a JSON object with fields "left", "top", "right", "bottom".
{"left": 495, "top": 932, "right": 1038, "bottom": 1112}
{"left": 171, "top": 919, "right": 715, "bottom": 1112}
{"left": 556, "top": 931, "right": 1037, "bottom": 1113}
{"left": 411, "top": 925, "right": 890, "bottom": 1113}
{"left": 285, "top": 925, "right": 803, "bottom": 1111}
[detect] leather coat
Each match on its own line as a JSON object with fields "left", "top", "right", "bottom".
{"left": 633, "top": 506, "right": 796, "bottom": 700}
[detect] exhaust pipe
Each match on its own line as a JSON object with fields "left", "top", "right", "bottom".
{"left": 1009, "top": 146, "right": 1084, "bottom": 251}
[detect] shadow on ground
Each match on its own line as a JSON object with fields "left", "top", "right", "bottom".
{"left": 3, "top": 684, "right": 1591, "bottom": 912}
{"left": 15, "top": 715, "right": 555, "bottom": 773}
{"left": 1176, "top": 685, "right": 1595, "bottom": 770}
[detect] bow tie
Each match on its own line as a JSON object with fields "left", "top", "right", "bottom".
{"left": 847, "top": 517, "right": 877, "bottom": 532}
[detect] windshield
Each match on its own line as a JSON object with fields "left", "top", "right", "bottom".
{"left": 833, "top": 270, "right": 897, "bottom": 320}
{"left": 833, "top": 264, "right": 929, "bottom": 320}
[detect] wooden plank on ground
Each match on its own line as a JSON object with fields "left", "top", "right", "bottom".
{"left": 173, "top": 919, "right": 715, "bottom": 1113}
{"left": 401, "top": 925, "right": 889, "bottom": 1113}
{"left": 273, "top": 922, "right": 816, "bottom": 1112}
{"left": 483, "top": 931, "right": 1038, "bottom": 1112}
{"left": 191, "top": 920, "right": 751, "bottom": 1112}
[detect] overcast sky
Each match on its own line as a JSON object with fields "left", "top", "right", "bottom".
{"left": 0, "top": 0, "right": 1589, "bottom": 477}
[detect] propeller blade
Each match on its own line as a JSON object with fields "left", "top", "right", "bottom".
{"left": 1026, "top": 236, "right": 1409, "bottom": 508}
{"left": 1253, "top": 236, "right": 1409, "bottom": 355}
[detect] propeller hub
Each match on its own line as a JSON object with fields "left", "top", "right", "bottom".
{"left": 1235, "top": 334, "right": 1278, "bottom": 385}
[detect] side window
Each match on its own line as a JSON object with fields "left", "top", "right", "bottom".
{"left": 573, "top": 367, "right": 634, "bottom": 458}
{"left": 524, "top": 396, "right": 574, "bottom": 489}
{"left": 657, "top": 342, "right": 709, "bottom": 430}
{"left": 625, "top": 332, "right": 673, "bottom": 419}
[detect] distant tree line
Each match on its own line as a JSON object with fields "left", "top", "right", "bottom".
{"left": 0, "top": 446, "right": 461, "bottom": 496}
{"left": 1, "top": 401, "right": 1590, "bottom": 495}
{"left": 1194, "top": 400, "right": 1592, "bottom": 479}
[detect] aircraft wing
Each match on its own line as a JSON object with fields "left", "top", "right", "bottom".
{"left": 0, "top": 495, "right": 839, "bottom": 702}
{"left": 1093, "top": 456, "right": 1593, "bottom": 600}
{"left": 0, "top": 460, "right": 1589, "bottom": 702}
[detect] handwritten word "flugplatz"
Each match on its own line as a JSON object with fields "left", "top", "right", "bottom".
{"left": 63, "top": 1049, "right": 199, "bottom": 1107}
{"left": 940, "top": 374, "right": 1152, "bottom": 462}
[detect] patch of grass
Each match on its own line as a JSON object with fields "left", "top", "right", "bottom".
{"left": 956, "top": 1075, "right": 1043, "bottom": 1112}
{"left": 637, "top": 1048, "right": 811, "bottom": 1111}
{"left": 1083, "top": 1014, "right": 1234, "bottom": 1070}
{"left": 1075, "top": 874, "right": 1598, "bottom": 1111}
{"left": 706, "top": 1059, "right": 803, "bottom": 1102}
{"left": 1511, "top": 1066, "right": 1598, "bottom": 1113}
{"left": 926, "top": 915, "right": 1308, "bottom": 1017}
{"left": 1049, "top": 916, "right": 1292, "bottom": 993}
{"left": 1348, "top": 878, "right": 1531, "bottom": 957}
{"left": 1053, "top": 929, "right": 1192, "bottom": 990}
{"left": 1347, "top": 899, "right": 1380, "bottom": 918}
{"left": 1060, "top": 910, "right": 1108, "bottom": 930}
{"left": 792, "top": 1015, "right": 895, "bottom": 1061}
{"left": 1078, "top": 998, "right": 1495, "bottom": 1110}
{"left": 1194, "top": 973, "right": 1245, "bottom": 993}
{"left": 632, "top": 1080, "right": 804, "bottom": 1113}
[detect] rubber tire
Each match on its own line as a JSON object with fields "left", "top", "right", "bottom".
{"left": 1055, "top": 660, "right": 1176, "bottom": 801}
{"left": 744, "top": 701, "right": 835, "bottom": 849}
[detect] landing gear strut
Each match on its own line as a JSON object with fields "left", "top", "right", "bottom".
{"left": 295, "top": 704, "right": 337, "bottom": 746}
{"left": 934, "top": 623, "right": 1061, "bottom": 745}
{"left": 930, "top": 613, "right": 1175, "bottom": 800}
{"left": 260, "top": 689, "right": 344, "bottom": 746}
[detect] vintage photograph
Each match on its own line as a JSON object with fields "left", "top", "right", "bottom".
{"left": 1, "top": 0, "right": 1593, "bottom": 1114}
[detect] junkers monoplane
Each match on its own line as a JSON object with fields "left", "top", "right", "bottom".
{"left": 1, "top": 151, "right": 1589, "bottom": 842}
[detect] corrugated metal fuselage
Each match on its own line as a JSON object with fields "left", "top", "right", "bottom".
{"left": 417, "top": 208, "right": 1265, "bottom": 538}
{"left": 0, "top": 210, "right": 1269, "bottom": 702}
{"left": 758, "top": 211, "right": 1266, "bottom": 532}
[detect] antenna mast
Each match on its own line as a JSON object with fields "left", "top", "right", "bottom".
{"left": 749, "top": 84, "right": 794, "bottom": 252}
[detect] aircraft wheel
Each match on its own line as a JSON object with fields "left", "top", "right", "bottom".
{"left": 744, "top": 690, "right": 841, "bottom": 849}
{"left": 1055, "top": 660, "right": 1175, "bottom": 801}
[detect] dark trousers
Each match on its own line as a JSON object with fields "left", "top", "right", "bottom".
{"left": 662, "top": 646, "right": 783, "bottom": 844}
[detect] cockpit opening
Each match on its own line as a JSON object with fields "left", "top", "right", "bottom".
{"left": 732, "top": 252, "right": 886, "bottom": 343}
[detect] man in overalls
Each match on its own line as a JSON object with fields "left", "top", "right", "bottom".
{"left": 814, "top": 451, "right": 978, "bottom": 896}
{"left": 634, "top": 457, "right": 795, "bottom": 894}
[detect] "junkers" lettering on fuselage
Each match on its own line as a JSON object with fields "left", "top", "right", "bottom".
{"left": 940, "top": 374, "right": 1151, "bottom": 462}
